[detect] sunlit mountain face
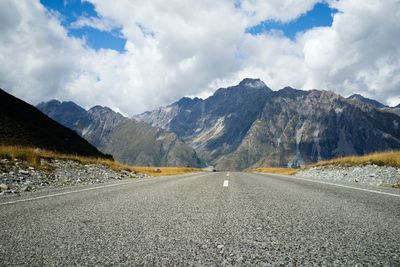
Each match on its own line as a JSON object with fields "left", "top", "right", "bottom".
{"left": 135, "top": 79, "right": 400, "bottom": 170}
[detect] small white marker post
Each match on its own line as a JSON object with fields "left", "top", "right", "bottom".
{"left": 223, "top": 180, "right": 229, "bottom": 187}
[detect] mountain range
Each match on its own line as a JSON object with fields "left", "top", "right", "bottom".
{"left": 135, "top": 78, "right": 400, "bottom": 170}
{"left": 36, "top": 100, "right": 203, "bottom": 167}
{"left": 0, "top": 88, "right": 108, "bottom": 158}
{"left": 35, "top": 78, "right": 400, "bottom": 170}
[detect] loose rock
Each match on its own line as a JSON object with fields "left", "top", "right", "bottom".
{"left": 0, "top": 158, "right": 147, "bottom": 196}
{"left": 295, "top": 165, "right": 400, "bottom": 188}
{"left": 0, "top": 183, "right": 8, "bottom": 191}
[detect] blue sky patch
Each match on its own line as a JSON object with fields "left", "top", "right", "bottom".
{"left": 40, "top": 0, "right": 126, "bottom": 52}
{"left": 39, "top": 1, "right": 336, "bottom": 50}
{"left": 246, "top": 3, "right": 337, "bottom": 39}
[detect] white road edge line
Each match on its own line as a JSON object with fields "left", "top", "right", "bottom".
{"left": 223, "top": 180, "right": 229, "bottom": 187}
{"left": 260, "top": 173, "right": 400, "bottom": 198}
{"left": 0, "top": 180, "right": 141, "bottom": 206}
{"left": 0, "top": 172, "right": 214, "bottom": 206}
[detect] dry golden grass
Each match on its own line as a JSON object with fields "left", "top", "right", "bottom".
{"left": 251, "top": 150, "right": 400, "bottom": 176}
{"left": 313, "top": 150, "right": 400, "bottom": 189}
{"left": 0, "top": 146, "right": 201, "bottom": 176}
{"left": 130, "top": 166, "right": 201, "bottom": 176}
{"left": 251, "top": 167, "right": 299, "bottom": 175}
{"left": 313, "top": 150, "right": 400, "bottom": 168}
{"left": 0, "top": 145, "right": 94, "bottom": 167}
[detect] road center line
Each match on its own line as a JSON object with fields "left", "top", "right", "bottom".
{"left": 223, "top": 180, "right": 229, "bottom": 187}
{"left": 259, "top": 173, "right": 400, "bottom": 198}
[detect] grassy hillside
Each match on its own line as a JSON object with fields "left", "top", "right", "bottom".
{"left": 0, "top": 146, "right": 201, "bottom": 177}
{"left": 0, "top": 88, "right": 109, "bottom": 158}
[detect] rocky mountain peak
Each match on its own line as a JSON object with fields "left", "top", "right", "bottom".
{"left": 37, "top": 100, "right": 85, "bottom": 111}
{"left": 136, "top": 80, "right": 400, "bottom": 170}
{"left": 276, "top": 86, "right": 308, "bottom": 98}
{"left": 88, "top": 105, "right": 114, "bottom": 114}
{"left": 36, "top": 99, "right": 61, "bottom": 111}
{"left": 213, "top": 78, "right": 272, "bottom": 99}
{"left": 45, "top": 99, "right": 61, "bottom": 106}
{"left": 238, "top": 78, "right": 268, "bottom": 89}
{"left": 347, "top": 94, "right": 387, "bottom": 109}
{"left": 176, "top": 96, "right": 203, "bottom": 108}
{"left": 36, "top": 100, "right": 88, "bottom": 130}
{"left": 87, "top": 105, "right": 125, "bottom": 123}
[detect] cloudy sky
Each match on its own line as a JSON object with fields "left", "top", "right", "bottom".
{"left": 0, "top": 0, "right": 399, "bottom": 115}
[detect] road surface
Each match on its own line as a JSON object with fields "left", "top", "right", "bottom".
{"left": 1, "top": 172, "right": 399, "bottom": 266}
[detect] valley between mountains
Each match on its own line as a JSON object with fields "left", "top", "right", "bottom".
{"left": 38, "top": 78, "right": 400, "bottom": 171}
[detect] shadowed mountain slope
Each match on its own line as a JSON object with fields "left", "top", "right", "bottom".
{"left": 37, "top": 101, "right": 203, "bottom": 167}
{"left": 0, "top": 88, "right": 108, "bottom": 158}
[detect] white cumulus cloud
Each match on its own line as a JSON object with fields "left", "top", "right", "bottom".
{"left": 0, "top": 0, "right": 399, "bottom": 116}
{"left": 0, "top": 1, "right": 84, "bottom": 104}
{"left": 301, "top": 0, "right": 400, "bottom": 105}
{"left": 240, "top": 0, "right": 323, "bottom": 24}
{"left": 69, "top": 16, "right": 119, "bottom": 32}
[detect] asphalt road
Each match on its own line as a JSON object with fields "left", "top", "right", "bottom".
{"left": 1, "top": 172, "right": 399, "bottom": 266}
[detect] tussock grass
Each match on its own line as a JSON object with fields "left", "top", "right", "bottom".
{"left": 0, "top": 146, "right": 201, "bottom": 176}
{"left": 0, "top": 145, "right": 113, "bottom": 169}
{"left": 251, "top": 150, "right": 400, "bottom": 176}
{"left": 251, "top": 167, "right": 299, "bottom": 175}
{"left": 313, "top": 150, "right": 400, "bottom": 168}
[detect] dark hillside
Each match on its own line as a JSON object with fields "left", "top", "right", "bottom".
{"left": 0, "top": 88, "right": 110, "bottom": 159}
